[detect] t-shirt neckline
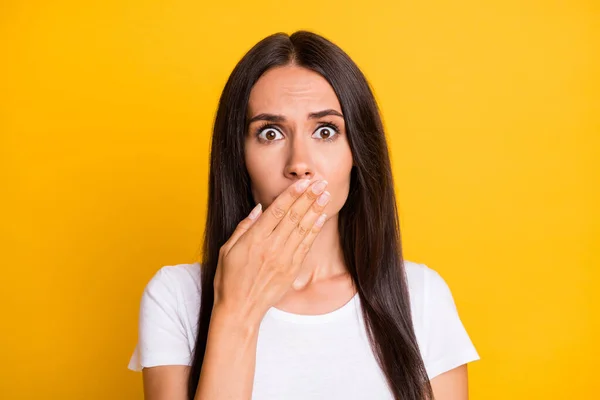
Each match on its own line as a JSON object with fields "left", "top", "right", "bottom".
{"left": 265, "top": 292, "right": 360, "bottom": 324}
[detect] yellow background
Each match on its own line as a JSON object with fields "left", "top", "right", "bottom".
{"left": 1, "top": 1, "right": 598, "bottom": 399}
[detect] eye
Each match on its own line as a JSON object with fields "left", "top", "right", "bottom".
{"left": 257, "top": 125, "right": 284, "bottom": 142}
{"left": 312, "top": 124, "right": 339, "bottom": 141}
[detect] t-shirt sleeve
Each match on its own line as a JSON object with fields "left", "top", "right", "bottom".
{"left": 422, "top": 267, "right": 480, "bottom": 380}
{"left": 128, "top": 266, "right": 192, "bottom": 371}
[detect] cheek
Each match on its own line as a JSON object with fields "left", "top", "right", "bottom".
{"left": 322, "top": 142, "right": 353, "bottom": 180}
{"left": 245, "top": 140, "right": 265, "bottom": 174}
{"left": 244, "top": 144, "right": 280, "bottom": 203}
{"left": 320, "top": 149, "right": 353, "bottom": 211}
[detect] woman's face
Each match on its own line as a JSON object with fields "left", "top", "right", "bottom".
{"left": 244, "top": 64, "right": 354, "bottom": 221}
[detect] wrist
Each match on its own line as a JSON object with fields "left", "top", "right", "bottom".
{"left": 211, "top": 302, "right": 261, "bottom": 337}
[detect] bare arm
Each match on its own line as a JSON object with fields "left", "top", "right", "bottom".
{"left": 141, "top": 308, "right": 259, "bottom": 400}
{"left": 430, "top": 364, "right": 469, "bottom": 400}
{"left": 142, "top": 366, "right": 189, "bottom": 400}
{"left": 194, "top": 306, "right": 260, "bottom": 400}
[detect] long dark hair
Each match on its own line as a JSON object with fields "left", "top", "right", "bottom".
{"left": 188, "top": 30, "right": 433, "bottom": 400}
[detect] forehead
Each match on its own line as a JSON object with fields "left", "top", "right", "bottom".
{"left": 247, "top": 65, "right": 342, "bottom": 114}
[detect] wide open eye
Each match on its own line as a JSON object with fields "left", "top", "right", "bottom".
{"left": 312, "top": 124, "right": 339, "bottom": 141}
{"left": 257, "top": 126, "right": 284, "bottom": 142}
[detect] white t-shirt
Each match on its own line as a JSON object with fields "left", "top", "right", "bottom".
{"left": 128, "top": 261, "right": 479, "bottom": 399}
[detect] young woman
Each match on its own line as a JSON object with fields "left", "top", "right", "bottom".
{"left": 128, "top": 30, "right": 480, "bottom": 400}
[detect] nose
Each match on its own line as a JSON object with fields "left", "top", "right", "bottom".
{"left": 284, "top": 138, "right": 314, "bottom": 180}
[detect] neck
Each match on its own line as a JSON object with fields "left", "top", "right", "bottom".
{"left": 292, "top": 214, "right": 347, "bottom": 288}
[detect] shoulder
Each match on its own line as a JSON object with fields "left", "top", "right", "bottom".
{"left": 128, "top": 262, "right": 202, "bottom": 371}
{"left": 403, "top": 260, "right": 463, "bottom": 340}
{"left": 403, "top": 260, "right": 453, "bottom": 330}
{"left": 144, "top": 262, "right": 202, "bottom": 298}
{"left": 403, "top": 260, "right": 480, "bottom": 380}
{"left": 140, "top": 262, "right": 202, "bottom": 320}
{"left": 403, "top": 260, "right": 449, "bottom": 309}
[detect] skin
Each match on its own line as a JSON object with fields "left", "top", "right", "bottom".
{"left": 142, "top": 64, "right": 470, "bottom": 400}
{"left": 244, "top": 64, "right": 355, "bottom": 313}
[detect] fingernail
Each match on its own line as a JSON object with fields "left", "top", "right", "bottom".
{"left": 249, "top": 203, "right": 262, "bottom": 220}
{"left": 315, "top": 213, "right": 327, "bottom": 227}
{"left": 317, "top": 191, "right": 330, "bottom": 206}
{"left": 296, "top": 179, "right": 311, "bottom": 192}
{"left": 292, "top": 277, "right": 306, "bottom": 290}
{"left": 312, "top": 180, "right": 328, "bottom": 194}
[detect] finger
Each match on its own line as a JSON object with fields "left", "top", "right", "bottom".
{"left": 288, "top": 213, "right": 328, "bottom": 282}
{"left": 221, "top": 203, "right": 262, "bottom": 256}
{"left": 270, "top": 180, "right": 328, "bottom": 243}
{"left": 250, "top": 179, "right": 312, "bottom": 239}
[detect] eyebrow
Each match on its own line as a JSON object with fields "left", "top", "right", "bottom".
{"left": 247, "top": 109, "right": 344, "bottom": 124}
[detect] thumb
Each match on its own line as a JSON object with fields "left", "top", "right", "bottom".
{"left": 292, "top": 268, "right": 314, "bottom": 290}
{"left": 221, "top": 203, "right": 262, "bottom": 256}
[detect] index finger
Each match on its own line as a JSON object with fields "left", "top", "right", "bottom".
{"left": 250, "top": 179, "right": 311, "bottom": 238}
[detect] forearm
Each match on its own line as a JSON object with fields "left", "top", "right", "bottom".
{"left": 194, "top": 305, "right": 260, "bottom": 400}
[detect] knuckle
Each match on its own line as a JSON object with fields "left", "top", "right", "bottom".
{"left": 264, "top": 243, "right": 279, "bottom": 263}
{"left": 311, "top": 200, "right": 323, "bottom": 212}
{"left": 270, "top": 205, "right": 286, "bottom": 220}
{"left": 288, "top": 209, "right": 301, "bottom": 224}
{"left": 234, "top": 222, "right": 250, "bottom": 236}
{"left": 304, "top": 190, "right": 318, "bottom": 201}
{"left": 238, "top": 218, "right": 251, "bottom": 228}
{"left": 249, "top": 241, "right": 262, "bottom": 251}
{"left": 244, "top": 230, "right": 257, "bottom": 242}
{"left": 296, "top": 242, "right": 310, "bottom": 256}
{"left": 288, "top": 186, "right": 300, "bottom": 199}
{"left": 267, "top": 255, "right": 284, "bottom": 270}
{"left": 249, "top": 241, "right": 265, "bottom": 256}
{"left": 296, "top": 223, "right": 309, "bottom": 237}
